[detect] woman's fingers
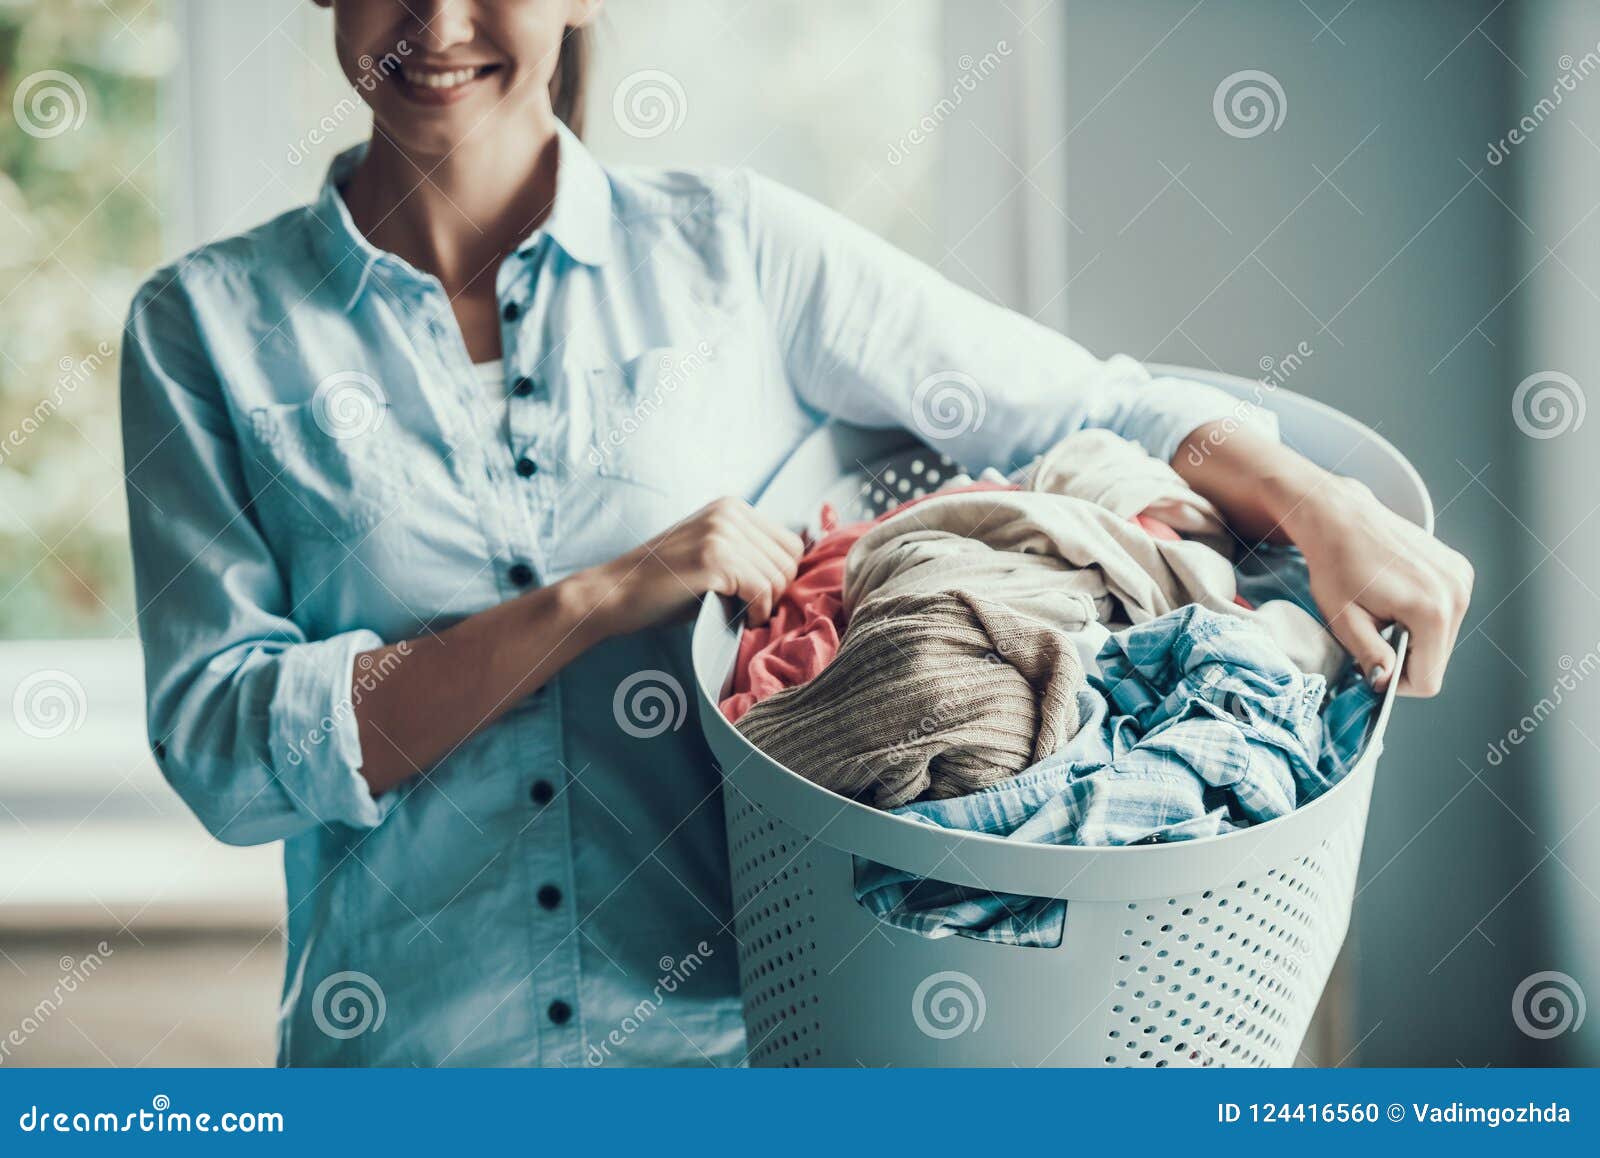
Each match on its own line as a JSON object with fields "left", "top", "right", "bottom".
{"left": 708, "top": 499, "right": 803, "bottom": 625}
{"left": 1393, "top": 587, "right": 1458, "bottom": 697}
{"left": 1325, "top": 601, "right": 1398, "bottom": 692}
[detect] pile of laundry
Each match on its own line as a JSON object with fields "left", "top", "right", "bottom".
{"left": 719, "top": 431, "right": 1379, "bottom": 948}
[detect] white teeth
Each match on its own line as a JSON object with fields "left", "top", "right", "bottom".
{"left": 403, "top": 67, "right": 481, "bottom": 90}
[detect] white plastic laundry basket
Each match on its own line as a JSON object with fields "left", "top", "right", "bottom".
{"left": 691, "top": 367, "right": 1431, "bottom": 1067}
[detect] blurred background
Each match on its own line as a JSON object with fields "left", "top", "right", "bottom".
{"left": 0, "top": 0, "right": 1595, "bottom": 1066}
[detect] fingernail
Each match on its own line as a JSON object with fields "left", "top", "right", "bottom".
{"left": 1367, "top": 664, "right": 1387, "bottom": 688}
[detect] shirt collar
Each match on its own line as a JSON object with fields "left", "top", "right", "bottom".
{"left": 309, "top": 120, "right": 614, "bottom": 311}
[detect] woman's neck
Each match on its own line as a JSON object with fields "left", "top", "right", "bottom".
{"left": 341, "top": 113, "right": 562, "bottom": 295}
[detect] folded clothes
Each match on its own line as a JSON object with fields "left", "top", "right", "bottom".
{"left": 720, "top": 480, "right": 1014, "bottom": 723}
{"left": 735, "top": 590, "right": 1087, "bottom": 808}
{"left": 853, "top": 606, "right": 1380, "bottom": 947}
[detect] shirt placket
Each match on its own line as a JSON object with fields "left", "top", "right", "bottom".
{"left": 495, "top": 247, "right": 587, "bottom": 1067}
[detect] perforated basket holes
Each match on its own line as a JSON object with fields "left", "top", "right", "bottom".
{"left": 724, "top": 792, "right": 826, "bottom": 1067}
{"left": 814, "top": 451, "right": 964, "bottom": 528}
{"left": 1101, "top": 832, "right": 1364, "bottom": 1069}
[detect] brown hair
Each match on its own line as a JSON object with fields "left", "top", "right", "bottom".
{"left": 550, "top": 25, "right": 590, "bottom": 138}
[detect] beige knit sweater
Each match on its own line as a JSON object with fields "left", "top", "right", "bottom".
{"left": 735, "top": 588, "right": 1085, "bottom": 809}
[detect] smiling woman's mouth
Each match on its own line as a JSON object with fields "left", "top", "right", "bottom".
{"left": 395, "top": 63, "right": 502, "bottom": 104}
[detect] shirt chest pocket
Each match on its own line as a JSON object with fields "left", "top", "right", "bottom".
{"left": 584, "top": 345, "right": 769, "bottom": 496}
{"left": 244, "top": 399, "right": 416, "bottom": 539}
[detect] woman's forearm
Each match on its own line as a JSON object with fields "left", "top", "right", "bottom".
{"left": 1171, "top": 421, "right": 1332, "bottom": 545}
{"left": 1171, "top": 418, "right": 1472, "bottom": 696}
{"left": 352, "top": 568, "right": 617, "bottom": 795}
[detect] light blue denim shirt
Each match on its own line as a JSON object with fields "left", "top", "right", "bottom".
{"left": 120, "top": 122, "right": 1266, "bottom": 1067}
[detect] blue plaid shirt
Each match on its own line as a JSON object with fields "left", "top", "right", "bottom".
{"left": 855, "top": 605, "right": 1378, "bottom": 948}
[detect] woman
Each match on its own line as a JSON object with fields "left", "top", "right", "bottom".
{"left": 120, "top": 0, "right": 1470, "bottom": 1066}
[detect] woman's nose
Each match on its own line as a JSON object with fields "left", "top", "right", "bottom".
{"left": 406, "top": 0, "right": 477, "bottom": 54}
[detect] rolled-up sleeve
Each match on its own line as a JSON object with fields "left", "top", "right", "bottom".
{"left": 121, "top": 268, "right": 393, "bottom": 845}
{"left": 739, "top": 169, "right": 1275, "bottom": 468}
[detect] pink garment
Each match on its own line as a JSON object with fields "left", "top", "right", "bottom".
{"left": 720, "top": 487, "right": 1246, "bottom": 722}
{"left": 720, "top": 482, "right": 1014, "bottom": 722}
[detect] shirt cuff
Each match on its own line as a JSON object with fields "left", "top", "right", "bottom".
{"left": 1132, "top": 373, "right": 1281, "bottom": 466}
{"left": 268, "top": 629, "right": 395, "bottom": 830}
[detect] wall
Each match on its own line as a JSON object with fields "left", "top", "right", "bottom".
{"left": 1513, "top": 0, "right": 1600, "bottom": 1066}
{"left": 1060, "top": 0, "right": 1541, "bottom": 1064}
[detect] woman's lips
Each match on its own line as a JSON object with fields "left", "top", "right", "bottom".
{"left": 395, "top": 63, "right": 500, "bottom": 106}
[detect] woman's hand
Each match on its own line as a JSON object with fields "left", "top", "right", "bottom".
{"left": 1176, "top": 422, "right": 1472, "bottom": 696}
{"left": 582, "top": 496, "right": 805, "bottom": 638}
{"left": 1285, "top": 476, "right": 1473, "bottom": 696}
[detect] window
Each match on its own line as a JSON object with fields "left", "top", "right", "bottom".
{"left": 0, "top": 0, "right": 175, "bottom": 639}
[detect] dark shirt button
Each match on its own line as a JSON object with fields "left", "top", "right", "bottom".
{"left": 501, "top": 301, "right": 521, "bottom": 323}
{"left": 515, "top": 456, "right": 538, "bottom": 478}
{"left": 537, "top": 884, "right": 562, "bottom": 911}
{"left": 547, "top": 1000, "right": 573, "bottom": 1025}
{"left": 508, "top": 562, "right": 534, "bottom": 587}
{"left": 530, "top": 779, "right": 555, "bottom": 805}
{"left": 511, "top": 376, "right": 535, "bottom": 397}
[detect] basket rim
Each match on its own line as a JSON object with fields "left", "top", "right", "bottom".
{"left": 692, "top": 368, "right": 1424, "bottom": 899}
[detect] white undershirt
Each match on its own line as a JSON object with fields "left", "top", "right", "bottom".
{"left": 472, "top": 358, "right": 509, "bottom": 436}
